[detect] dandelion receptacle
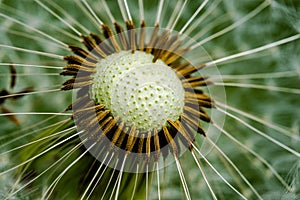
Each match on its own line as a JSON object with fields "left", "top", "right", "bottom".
{"left": 0, "top": 0, "right": 299, "bottom": 199}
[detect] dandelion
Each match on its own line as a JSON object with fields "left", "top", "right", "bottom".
{"left": 0, "top": 0, "right": 299, "bottom": 199}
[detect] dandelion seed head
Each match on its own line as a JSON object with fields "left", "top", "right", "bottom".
{"left": 1, "top": 0, "right": 299, "bottom": 199}
{"left": 90, "top": 50, "right": 185, "bottom": 132}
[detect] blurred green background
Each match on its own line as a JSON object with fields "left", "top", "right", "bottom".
{"left": 0, "top": 0, "right": 299, "bottom": 199}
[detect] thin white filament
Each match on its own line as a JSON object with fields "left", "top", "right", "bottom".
{"left": 168, "top": 0, "right": 187, "bottom": 31}
{"left": 214, "top": 82, "right": 300, "bottom": 94}
{"left": 155, "top": 0, "right": 165, "bottom": 25}
{"left": 5, "top": 141, "right": 84, "bottom": 199}
{"left": 101, "top": 0, "right": 116, "bottom": 23}
{"left": 0, "top": 112, "right": 71, "bottom": 117}
{"left": 1, "top": 2, "right": 79, "bottom": 43}
{"left": 108, "top": 164, "right": 122, "bottom": 200}
{"left": 123, "top": 0, "right": 132, "bottom": 21}
{"left": 130, "top": 164, "right": 139, "bottom": 200}
{"left": 49, "top": 23, "right": 83, "bottom": 41}
{"left": 114, "top": 156, "right": 127, "bottom": 200}
{"left": 35, "top": 0, "right": 82, "bottom": 36}
{"left": 191, "top": 151, "right": 217, "bottom": 200}
{"left": 205, "top": 137, "right": 263, "bottom": 200}
{"left": 0, "top": 126, "right": 75, "bottom": 156}
{"left": 166, "top": 0, "right": 182, "bottom": 29}
{"left": 81, "top": 0, "right": 103, "bottom": 25}
{"left": 189, "top": 13, "right": 229, "bottom": 43}
{"left": 0, "top": 73, "right": 58, "bottom": 77}
{"left": 161, "top": 161, "right": 167, "bottom": 199}
{"left": 17, "top": 60, "right": 64, "bottom": 65}
{"left": 184, "top": 0, "right": 221, "bottom": 36}
{"left": 156, "top": 162, "right": 161, "bottom": 200}
{"left": 100, "top": 159, "right": 119, "bottom": 200}
{"left": 43, "top": 139, "right": 93, "bottom": 200}
{"left": 0, "top": 63, "right": 62, "bottom": 70}
{"left": 149, "top": 164, "right": 156, "bottom": 200}
{"left": 138, "top": 0, "right": 144, "bottom": 22}
{"left": 0, "top": 88, "right": 61, "bottom": 100}
{"left": 75, "top": 0, "right": 100, "bottom": 29}
{"left": 0, "top": 13, "right": 68, "bottom": 48}
{"left": 217, "top": 107, "right": 300, "bottom": 157}
{"left": 146, "top": 164, "right": 149, "bottom": 200}
{"left": 0, "top": 44, "right": 64, "bottom": 59}
{"left": 118, "top": 0, "right": 128, "bottom": 22}
{"left": 87, "top": 152, "right": 115, "bottom": 200}
{"left": 192, "top": 0, "right": 270, "bottom": 49}
{"left": 216, "top": 101, "right": 300, "bottom": 141}
{"left": 46, "top": 0, "right": 90, "bottom": 34}
{"left": 80, "top": 152, "right": 110, "bottom": 200}
{"left": 203, "top": 34, "right": 300, "bottom": 67}
{"left": 213, "top": 123, "right": 292, "bottom": 191}
{"left": 175, "top": 156, "right": 191, "bottom": 200}
{"left": 0, "top": 131, "right": 83, "bottom": 176}
{"left": 179, "top": 0, "right": 209, "bottom": 34}
{"left": 210, "top": 71, "right": 299, "bottom": 80}
{"left": 192, "top": 143, "right": 248, "bottom": 200}
{"left": 7, "top": 130, "right": 81, "bottom": 198}
{"left": 0, "top": 117, "right": 70, "bottom": 146}
{"left": 2, "top": 28, "right": 68, "bottom": 51}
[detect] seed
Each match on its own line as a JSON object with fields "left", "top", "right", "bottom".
{"left": 0, "top": 1, "right": 299, "bottom": 200}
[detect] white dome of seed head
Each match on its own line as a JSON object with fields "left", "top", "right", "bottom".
{"left": 90, "top": 51, "right": 185, "bottom": 133}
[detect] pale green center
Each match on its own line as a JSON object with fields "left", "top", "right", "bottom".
{"left": 90, "top": 51, "right": 185, "bottom": 133}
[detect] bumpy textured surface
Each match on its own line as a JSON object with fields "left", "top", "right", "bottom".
{"left": 1, "top": 1, "right": 300, "bottom": 199}
{"left": 90, "top": 51, "right": 185, "bottom": 132}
